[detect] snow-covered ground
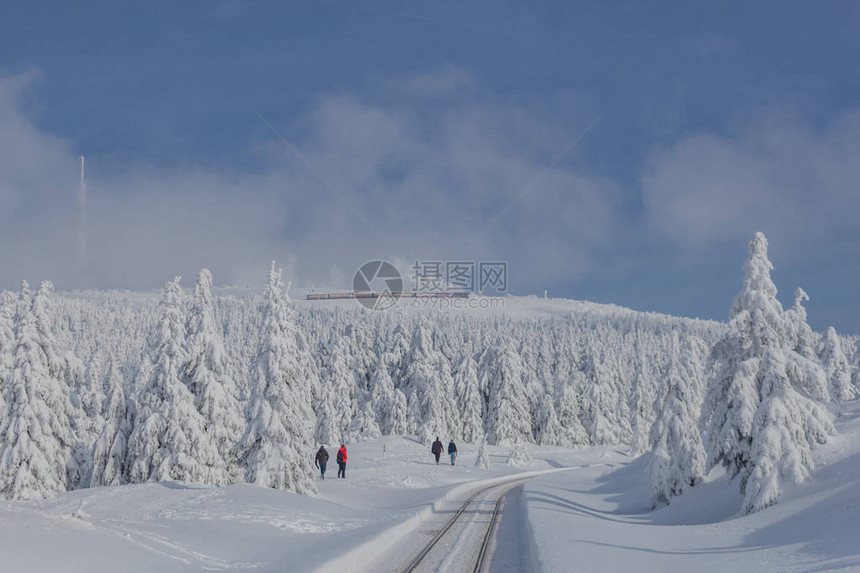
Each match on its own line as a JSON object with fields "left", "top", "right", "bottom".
{"left": 0, "top": 437, "right": 577, "bottom": 572}
{"left": 523, "top": 398, "right": 860, "bottom": 573}
{"left": 3, "top": 400, "right": 860, "bottom": 573}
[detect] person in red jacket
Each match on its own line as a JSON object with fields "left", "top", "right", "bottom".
{"left": 336, "top": 444, "right": 348, "bottom": 478}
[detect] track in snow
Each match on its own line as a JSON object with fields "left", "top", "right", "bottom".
{"left": 402, "top": 475, "right": 534, "bottom": 573}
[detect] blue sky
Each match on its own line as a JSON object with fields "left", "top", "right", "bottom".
{"left": 1, "top": 2, "right": 859, "bottom": 331}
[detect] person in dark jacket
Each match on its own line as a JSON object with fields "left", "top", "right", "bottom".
{"left": 431, "top": 437, "right": 443, "bottom": 464}
{"left": 336, "top": 444, "right": 348, "bottom": 478}
{"left": 448, "top": 440, "right": 458, "bottom": 465}
{"left": 315, "top": 446, "right": 329, "bottom": 479}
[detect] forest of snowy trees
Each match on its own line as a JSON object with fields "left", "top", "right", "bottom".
{"left": 0, "top": 234, "right": 857, "bottom": 514}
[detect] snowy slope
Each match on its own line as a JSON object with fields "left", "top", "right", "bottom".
{"left": 2, "top": 407, "right": 860, "bottom": 573}
{"left": 0, "top": 437, "right": 571, "bottom": 573}
{"left": 521, "top": 398, "right": 860, "bottom": 573}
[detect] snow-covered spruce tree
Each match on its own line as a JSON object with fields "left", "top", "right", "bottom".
{"left": 315, "top": 336, "right": 356, "bottom": 445}
{"left": 90, "top": 359, "right": 133, "bottom": 487}
{"left": 818, "top": 327, "right": 856, "bottom": 404}
{"left": 629, "top": 360, "right": 655, "bottom": 455}
{"left": 783, "top": 287, "right": 830, "bottom": 403}
{"left": 79, "top": 350, "right": 107, "bottom": 446}
{"left": 742, "top": 347, "right": 834, "bottom": 513}
{"left": 429, "top": 353, "right": 458, "bottom": 442}
{"left": 126, "top": 278, "right": 226, "bottom": 485}
{"left": 369, "top": 352, "right": 408, "bottom": 436}
{"left": 389, "top": 388, "right": 409, "bottom": 436}
{"left": 402, "top": 318, "right": 457, "bottom": 443}
{"left": 485, "top": 342, "right": 532, "bottom": 446}
{"left": 0, "top": 292, "right": 14, "bottom": 426}
{"left": 385, "top": 322, "right": 412, "bottom": 386}
{"left": 519, "top": 342, "right": 545, "bottom": 443}
{"left": 703, "top": 233, "right": 787, "bottom": 486}
{"left": 453, "top": 353, "right": 484, "bottom": 443}
{"left": 330, "top": 338, "right": 358, "bottom": 441}
{"left": 0, "top": 282, "right": 79, "bottom": 499}
{"left": 0, "top": 291, "right": 14, "bottom": 397}
{"left": 33, "top": 281, "right": 88, "bottom": 488}
{"left": 702, "top": 232, "right": 836, "bottom": 513}
{"left": 348, "top": 399, "right": 381, "bottom": 441}
{"left": 554, "top": 377, "right": 588, "bottom": 447}
{"left": 785, "top": 288, "right": 816, "bottom": 360}
{"left": 679, "top": 335, "right": 708, "bottom": 410}
{"left": 237, "top": 263, "right": 316, "bottom": 494}
{"left": 369, "top": 353, "right": 395, "bottom": 435}
{"left": 580, "top": 349, "right": 630, "bottom": 445}
{"left": 647, "top": 360, "right": 706, "bottom": 508}
{"left": 183, "top": 270, "right": 244, "bottom": 480}
{"left": 535, "top": 399, "right": 564, "bottom": 446}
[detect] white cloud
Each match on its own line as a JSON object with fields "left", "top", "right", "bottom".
{"left": 0, "top": 70, "right": 621, "bottom": 294}
{"left": 642, "top": 110, "right": 860, "bottom": 249}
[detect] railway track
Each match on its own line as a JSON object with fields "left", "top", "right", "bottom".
{"left": 402, "top": 475, "right": 532, "bottom": 573}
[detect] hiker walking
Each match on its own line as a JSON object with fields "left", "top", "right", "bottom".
{"left": 448, "top": 440, "right": 458, "bottom": 466}
{"left": 431, "top": 437, "right": 443, "bottom": 465}
{"left": 336, "top": 444, "right": 348, "bottom": 478}
{"left": 315, "top": 445, "right": 329, "bottom": 479}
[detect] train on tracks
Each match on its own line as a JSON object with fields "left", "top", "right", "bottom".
{"left": 306, "top": 291, "right": 470, "bottom": 301}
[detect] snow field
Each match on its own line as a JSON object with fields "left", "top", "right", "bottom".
{"left": 522, "top": 398, "right": 860, "bottom": 572}
{"left": 0, "top": 437, "right": 572, "bottom": 573}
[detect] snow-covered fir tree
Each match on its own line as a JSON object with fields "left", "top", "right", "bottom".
{"left": 402, "top": 318, "right": 457, "bottom": 443}
{"left": 554, "top": 377, "right": 588, "bottom": 447}
{"left": 33, "top": 281, "right": 88, "bottom": 488}
{"left": 316, "top": 336, "right": 357, "bottom": 445}
{"left": 370, "top": 353, "right": 405, "bottom": 436}
{"left": 783, "top": 287, "right": 831, "bottom": 403}
{"left": 90, "top": 360, "right": 132, "bottom": 487}
{"left": 580, "top": 349, "right": 630, "bottom": 445}
{"left": 348, "top": 400, "right": 381, "bottom": 441}
{"left": 535, "top": 399, "right": 565, "bottom": 446}
{"left": 647, "top": 358, "right": 706, "bottom": 508}
{"left": 702, "top": 232, "right": 836, "bottom": 513}
{"left": 786, "top": 288, "right": 816, "bottom": 360}
{"left": 78, "top": 349, "right": 107, "bottom": 446}
{"left": 629, "top": 357, "right": 655, "bottom": 454}
{"left": 237, "top": 263, "right": 317, "bottom": 494}
{"left": 742, "top": 347, "right": 834, "bottom": 513}
{"left": 0, "top": 291, "right": 15, "bottom": 411}
{"left": 126, "top": 278, "right": 227, "bottom": 485}
{"left": 453, "top": 353, "right": 484, "bottom": 443}
{"left": 818, "top": 327, "right": 856, "bottom": 404}
{"left": 183, "top": 269, "right": 244, "bottom": 479}
{"left": 0, "top": 282, "right": 79, "bottom": 499}
{"left": 485, "top": 342, "right": 532, "bottom": 445}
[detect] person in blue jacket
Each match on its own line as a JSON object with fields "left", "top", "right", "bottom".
{"left": 448, "top": 440, "right": 458, "bottom": 465}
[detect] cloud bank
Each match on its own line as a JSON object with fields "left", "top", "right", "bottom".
{"left": 642, "top": 110, "right": 860, "bottom": 251}
{"left": 0, "top": 68, "right": 621, "bottom": 292}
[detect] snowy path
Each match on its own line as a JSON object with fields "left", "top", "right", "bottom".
{"left": 392, "top": 471, "right": 560, "bottom": 573}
